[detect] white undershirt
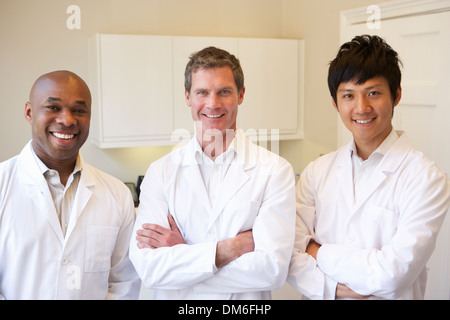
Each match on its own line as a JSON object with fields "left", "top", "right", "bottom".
{"left": 194, "top": 138, "right": 237, "bottom": 207}
{"left": 351, "top": 129, "right": 399, "bottom": 204}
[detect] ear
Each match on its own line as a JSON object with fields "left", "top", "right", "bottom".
{"left": 332, "top": 97, "right": 338, "bottom": 111}
{"left": 24, "top": 102, "right": 33, "bottom": 124}
{"left": 238, "top": 86, "right": 245, "bottom": 105}
{"left": 185, "top": 90, "right": 191, "bottom": 107}
{"left": 394, "top": 86, "right": 402, "bottom": 107}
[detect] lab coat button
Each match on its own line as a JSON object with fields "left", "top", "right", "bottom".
{"left": 347, "top": 236, "right": 354, "bottom": 242}
{"left": 61, "top": 258, "right": 69, "bottom": 265}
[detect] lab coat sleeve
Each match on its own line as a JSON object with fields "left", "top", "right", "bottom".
{"left": 193, "top": 161, "right": 296, "bottom": 294}
{"left": 317, "top": 166, "right": 450, "bottom": 299}
{"left": 287, "top": 163, "right": 338, "bottom": 300}
{"left": 107, "top": 185, "right": 141, "bottom": 299}
{"left": 129, "top": 163, "right": 217, "bottom": 290}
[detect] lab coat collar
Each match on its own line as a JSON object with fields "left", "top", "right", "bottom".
{"left": 181, "top": 129, "right": 257, "bottom": 171}
{"left": 345, "top": 130, "right": 409, "bottom": 173}
{"left": 17, "top": 141, "right": 65, "bottom": 242}
{"left": 31, "top": 142, "right": 84, "bottom": 184}
{"left": 348, "top": 129, "right": 400, "bottom": 162}
{"left": 176, "top": 130, "right": 255, "bottom": 229}
{"left": 17, "top": 141, "right": 95, "bottom": 243}
{"left": 23, "top": 140, "right": 95, "bottom": 188}
{"left": 339, "top": 130, "right": 412, "bottom": 213}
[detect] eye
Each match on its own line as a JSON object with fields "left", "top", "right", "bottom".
{"left": 342, "top": 93, "right": 353, "bottom": 99}
{"left": 368, "top": 91, "right": 380, "bottom": 96}
{"left": 196, "top": 90, "right": 208, "bottom": 96}
{"left": 45, "top": 105, "right": 60, "bottom": 111}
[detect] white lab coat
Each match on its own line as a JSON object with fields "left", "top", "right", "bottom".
{"left": 0, "top": 142, "right": 140, "bottom": 300}
{"left": 130, "top": 130, "right": 296, "bottom": 299}
{"left": 287, "top": 131, "right": 450, "bottom": 299}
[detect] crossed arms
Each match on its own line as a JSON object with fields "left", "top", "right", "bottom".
{"left": 136, "top": 214, "right": 254, "bottom": 269}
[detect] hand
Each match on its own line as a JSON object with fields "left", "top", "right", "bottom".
{"left": 306, "top": 240, "right": 321, "bottom": 259}
{"left": 136, "top": 214, "right": 186, "bottom": 249}
{"left": 336, "top": 283, "right": 372, "bottom": 299}
{"left": 215, "top": 230, "right": 254, "bottom": 268}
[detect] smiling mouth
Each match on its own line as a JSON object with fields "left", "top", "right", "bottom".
{"left": 354, "top": 117, "right": 376, "bottom": 124}
{"left": 203, "top": 114, "right": 224, "bottom": 119}
{"left": 51, "top": 132, "right": 76, "bottom": 140}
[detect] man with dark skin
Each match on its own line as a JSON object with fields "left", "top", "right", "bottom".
{"left": 25, "top": 71, "right": 91, "bottom": 185}
{"left": 0, "top": 71, "right": 140, "bottom": 299}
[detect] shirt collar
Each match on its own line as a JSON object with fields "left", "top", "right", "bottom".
{"left": 190, "top": 129, "right": 243, "bottom": 165}
{"left": 349, "top": 128, "right": 400, "bottom": 160}
{"left": 188, "top": 129, "right": 253, "bottom": 165}
{"left": 30, "top": 143, "right": 83, "bottom": 176}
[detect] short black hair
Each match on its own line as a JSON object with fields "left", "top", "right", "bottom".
{"left": 328, "top": 35, "right": 402, "bottom": 103}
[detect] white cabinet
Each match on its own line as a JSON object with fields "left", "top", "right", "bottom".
{"left": 89, "top": 34, "right": 304, "bottom": 148}
{"left": 89, "top": 34, "right": 175, "bottom": 147}
{"left": 237, "top": 38, "right": 303, "bottom": 139}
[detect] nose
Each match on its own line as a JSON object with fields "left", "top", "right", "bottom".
{"left": 56, "top": 109, "right": 77, "bottom": 127}
{"left": 355, "top": 95, "right": 371, "bottom": 114}
{"left": 207, "top": 93, "right": 220, "bottom": 109}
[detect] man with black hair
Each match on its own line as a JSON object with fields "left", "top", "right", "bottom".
{"left": 287, "top": 35, "right": 450, "bottom": 300}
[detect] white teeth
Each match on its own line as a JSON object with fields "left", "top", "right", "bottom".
{"left": 355, "top": 118, "right": 374, "bottom": 124}
{"left": 53, "top": 132, "right": 74, "bottom": 140}
{"left": 205, "top": 114, "right": 222, "bottom": 118}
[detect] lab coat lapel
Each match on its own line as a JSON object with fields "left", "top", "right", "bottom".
{"left": 207, "top": 132, "right": 254, "bottom": 230}
{"left": 184, "top": 162, "right": 213, "bottom": 212}
{"left": 352, "top": 132, "right": 411, "bottom": 213}
{"left": 17, "top": 143, "right": 64, "bottom": 243}
{"left": 181, "top": 138, "right": 213, "bottom": 212}
{"left": 209, "top": 161, "right": 250, "bottom": 227}
{"left": 336, "top": 148, "right": 355, "bottom": 213}
{"left": 27, "top": 183, "right": 65, "bottom": 242}
{"left": 65, "top": 163, "right": 94, "bottom": 240}
{"left": 352, "top": 169, "right": 387, "bottom": 213}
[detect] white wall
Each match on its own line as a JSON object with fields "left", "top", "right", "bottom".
{"left": 0, "top": 0, "right": 388, "bottom": 178}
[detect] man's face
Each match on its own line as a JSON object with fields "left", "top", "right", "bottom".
{"left": 185, "top": 66, "right": 244, "bottom": 138}
{"left": 333, "top": 76, "right": 401, "bottom": 155}
{"left": 25, "top": 75, "right": 91, "bottom": 167}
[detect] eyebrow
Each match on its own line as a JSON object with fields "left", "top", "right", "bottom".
{"left": 46, "top": 97, "right": 87, "bottom": 106}
{"left": 46, "top": 97, "right": 62, "bottom": 102}
{"left": 338, "top": 84, "right": 382, "bottom": 93}
{"left": 74, "top": 100, "right": 88, "bottom": 107}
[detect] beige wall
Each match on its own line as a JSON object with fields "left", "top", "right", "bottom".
{"left": 0, "top": 0, "right": 387, "bottom": 183}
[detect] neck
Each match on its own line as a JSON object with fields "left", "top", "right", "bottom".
{"left": 197, "top": 128, "right": 236, "bottom": 160}
{"left": 46, "top": 160, "right": 76, "bottom": 186}
{"left": 32, "top": 143, "right": 77, "bottom": 186}
{"left": 354, "top": 127, "right": 393, "bottom": 161}
{"left": 354, "top": 144, "right": 374, "bottom": 161}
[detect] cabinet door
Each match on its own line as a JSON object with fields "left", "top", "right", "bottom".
{"left": 90, "top": 34, "right": 304, "bottom": 147}
{"left": 172, "top": 36, "right": 239, "bottom": 137}
{"left": 237, "top": 38, "right": 303, "bottom": 139}
{"left": 97, "top": 34, "right": 173, "bottom": 147}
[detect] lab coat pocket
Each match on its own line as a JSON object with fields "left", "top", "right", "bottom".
{"left": 368, "top": 205, "right": 399, "bottom": 246}
{"left": 85, "top": 226, "right": 119, "bottom": 272}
